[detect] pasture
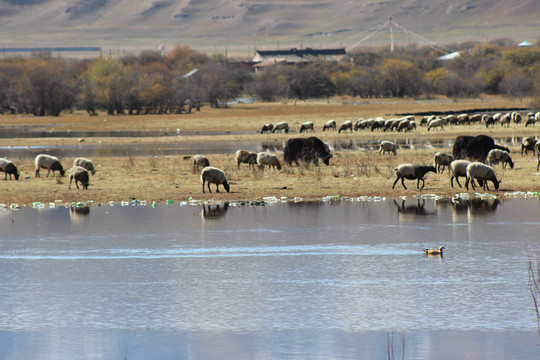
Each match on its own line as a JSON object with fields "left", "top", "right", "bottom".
{"left": 1, "top": 96, "right": 539, "bottom": 205}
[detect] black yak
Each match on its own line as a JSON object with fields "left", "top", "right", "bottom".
{"left": 452, "top": 135, "right": 509, "bottom": 161}
{"left": 284, "top": 137, "right": 332, "bottom": 167}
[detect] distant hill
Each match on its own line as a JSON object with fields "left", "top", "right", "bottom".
{"left": 0, "top": 0, "right": 539, "bottom": 56}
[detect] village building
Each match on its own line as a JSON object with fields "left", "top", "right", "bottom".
{"left": 252, "top": 47, "right": 346, "bottom": 74}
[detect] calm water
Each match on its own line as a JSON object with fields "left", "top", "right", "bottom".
{"left": 1, "top": 198, "right": 540, "bottom": 359}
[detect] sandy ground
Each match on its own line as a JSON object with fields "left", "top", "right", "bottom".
{"left": 1, "top": 96, "right": 539, "bottom": 206}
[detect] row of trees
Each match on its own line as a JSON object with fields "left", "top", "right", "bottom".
{"left": 0, "top": 40, "right": 540, "bottom": 116}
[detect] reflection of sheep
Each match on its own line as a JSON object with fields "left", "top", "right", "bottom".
{"left": 235, "top": 150, "right": 258, "bottom": 169}
{"left": 69, "top": 166, "right": 90, "bottom": 189}
{"left": 323, "top": 120, "right": 336, "bottom": 131}
{"left": 73, "top": 157, "right": 96, "bottom": 175}
{"left": 465, "top": 162, "right": 500, "bottom": 191}
{"left": 0, "top": 158, "right": 19, "bottom": 180}
{"left": 272, "top": 121, "right": 289, "bottom": 133}
{"left": 202, "top": 203, "right": 229, "bottom": 220}
{"left": 433, "top": 152, "right": 454, "bottom": 173}
{"left": 392, "top": 164, "right": 436, "bottom": 189}
{"left": 299, "top": 121, "right": 314, "bottom": 133}
{"left": 379, "top": 141, "right": 397, "bottom": 155}
{"left": 201, "top": 166, "right": 230, "bottom": 193}
{"left": 35, "top": 154, "right": 65, "bottom": 177}
{"left": 193, "top": 154, "right": 210, "bottom": 171}
{"left": 487, "top": 149, "right": 514, "bottom": 169}
{"left": 449, "top": 159, "right": 471, "bottom": 188}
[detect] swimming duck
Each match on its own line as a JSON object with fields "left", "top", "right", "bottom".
{"left": 424, "top": 246, "right": 445, "bottom": 256}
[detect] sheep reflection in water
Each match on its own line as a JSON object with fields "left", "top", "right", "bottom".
{"left": 69, "top": 205, "right": 90, "bottom": 223}
{"left": 394, "top": 199, "right": 429, "bottom": 216}
{"left": 450, "top": 198, "right": 500, "bottom": 216}
{"left": 202, "top": 203, "right": 229, "bottom": 221}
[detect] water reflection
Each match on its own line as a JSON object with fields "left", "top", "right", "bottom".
{"left": 202, "top": 202, "right": 229, "bottom": 221}
{"left": 450, "top": 197, "right": 500, "bottom": 221}
{"left": 1, "top": 198, "right": 540, "bottom": 360}
{"left": 0, "top": 135, "right": 519, "bottom": 159}
{"left": 69, "top": 205, "right": 90, "bottom": 223}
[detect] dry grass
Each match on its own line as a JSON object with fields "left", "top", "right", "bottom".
{"left": 1, "top": 96, "right": 539, "bottom": 206}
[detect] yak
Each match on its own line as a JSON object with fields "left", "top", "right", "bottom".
{"left": 452, "top": 135, "right": 510, "bottom": 161}
{"left": 284, "top": 137, "right": 332, "bottom": 167}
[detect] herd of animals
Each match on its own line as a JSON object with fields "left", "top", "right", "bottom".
{"left": 1, "top": 110, "right": 539, "bottom": 195}
{"left": 259, "top": 110, "right": 540, "bottom": 135}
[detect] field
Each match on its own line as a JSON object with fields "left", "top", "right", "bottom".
{"left": 1, "top": 96, "right": 539, "bottom": 206}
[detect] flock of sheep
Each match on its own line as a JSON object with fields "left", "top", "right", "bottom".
{"left": 259, "top": 110, "right": 540, "bottom": 136}
{"left": 2, "top": 110, "right": 539, "bottom": 196}
{"left": 0, "top": 154, "right": 96, "bottom": 190}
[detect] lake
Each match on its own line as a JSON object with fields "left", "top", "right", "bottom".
{"left": 1, "top": 196, "right": 540, "bottom": 359}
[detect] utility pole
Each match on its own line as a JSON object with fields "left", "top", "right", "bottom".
{"left": 390, "top": 16, "right": 394, "bottom": 53}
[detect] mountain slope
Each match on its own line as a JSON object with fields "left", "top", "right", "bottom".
{"left": 0, "top": 0, "right": 538, "bottom": 55}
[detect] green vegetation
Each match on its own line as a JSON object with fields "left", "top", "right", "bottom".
{"left": 0, "top": 41, "right": 539, "bottom": 116}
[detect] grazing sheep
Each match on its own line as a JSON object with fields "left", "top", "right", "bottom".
{"left": 73, "top": 157, "right": 96, "bottom": 175}
{"left": 322, "top": 120, "right": 336, "bottom": 132}
{"left": 424, "top": 246, "right": 445, "bottom": 256}
{"left": 201, "top": 166, "right": 230, "bottom": 193}
{"left": 193, "top": 154, "right": 210, "bottom": 171}
{"left": 379, "top": 141, "right": 397, "bottom": 156}
{"left": 433, "top": 152, "right": 454, "bottom": 173}
{"left": 272, "top": 121, "right": 289, "bottom": 133}
{"left": 512, "top": 112, "right": 522, "bottom": 124}
{"left": 35, "top": 154, "right": 65, "bottom": 177}
{"left": 354, "top": 119, "right": 370, "bottom": 131}
{"left": 0, "top": 158, "right": 19, "bottom": 180}
{"left": 465, "top": 162, "right": 500, "bottom": 191}
{"left": 370, "top": 119, "right": 386, "bottom": 132}
{"left": 525, "top": 114, "right": 536, "bottom": 128}
{"left": 257, "top": 152, "right": 282, "bottom": 170}
{"left": 427, "top": 118, "right": 444, "bottom": 131}
{"left": 521, "top": 137, "right": 537, "bottom": 155}
{"left": 484, "top": 115, "right": 495, "bottom": 128}
{"left": 500, "top": 113, "right": 511, "bottom": 127}
{"left": 69, "top": 166, "right": 89, "bottom": 190}
{"left": 235, "top": 150, "right": 258, "bottom": 169}
{"left": 449, "top": 159, "right": 471, "bottom": 188}
{"left": 299, "top": 121, "right": 314, "bottom": 133}
{"left": 536, "top": 141, "right": 540, "bottom": 170}
{"left": 487, "top": 149, "right": 514, "bottom": 169}
{"left": 338, "top": 120, "right": 353, "bottom": 133}
{"left": 260, "top": 123, "right": 273, "bottom": 134}
{"left": 392, "top": 164, "right": 436, "bottom": 190}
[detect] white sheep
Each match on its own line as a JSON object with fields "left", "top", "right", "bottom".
{"left": 35, "top": 154, "right": 65, "bottom": 177}
{"left": 323, "top": 120, "right": 337, "bottom": 131}
{"left": 272, "top": 121, "right": 289, "bottom": 133}
{"left": 338, "top": 120, "right": 353, "bottom": 133}
{"left": 201, "top": 166, "right": 230, "bottom": 193}
{"left": 487, "top": 149, "right": 514, "bottom": 169}
{"left": 427, "top": 118, "right": 444, "bottom": 131}
{"left": 299, "top": 121, "right": 314, "bottom": 133}
{"left": 449, "top": 159, "right": 470, "bottom": 188}
{"left": 235, "top": 150, "right": 258, "bottom": 169}
{"left": 379, "top": 140, "right": 397, "bottom": 155}
{"left": 193, "top": 154, "right": 210, "bottom": 171}
{"left": 257, "top": 152, "right": 282, "bottom": 170}
{"left": 433, "top": 152, "right": 454, "bottom": 173}
{"left": 521, "top": 137, "right": 537, "bottom": 155}
{"left": 0, "top": 158, "right": 19, "bottom": 180}
{"left": 69, "top": 166, "right": 90, "bottom": 190}
{"left": 73, "top": 157, "right": 96, "bottom": 175}
{"left": 465, "top": 162, "right": 500, "bottom": 191}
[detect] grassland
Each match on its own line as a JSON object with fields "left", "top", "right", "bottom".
{"left": 1, "top": 96, "right": 539, "bottom": 206}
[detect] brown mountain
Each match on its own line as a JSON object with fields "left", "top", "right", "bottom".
{"left": 0, "top": 0, "right": 538, "bottom": 56}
